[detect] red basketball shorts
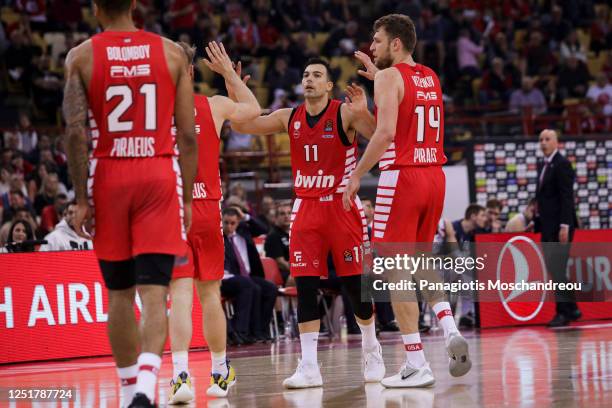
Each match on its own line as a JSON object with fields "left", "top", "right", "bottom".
{"left": 289, "top": 195, "right": 369, "bottom": 278}
{"left": 373, "top": 166, "right": 445, "bottom": 243}
{"left": 173, "top": 199, "right": 224, "bottom": 281}
{"left": 89, "top": 156, "right": 186, "bottom": 261}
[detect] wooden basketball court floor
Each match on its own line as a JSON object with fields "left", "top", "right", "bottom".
{"left": 1, "top": 322, "right": 611, "bottom": 407}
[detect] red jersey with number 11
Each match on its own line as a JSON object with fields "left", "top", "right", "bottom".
{"left": 378, "top": 63, "right": 447, "bottom": 170}
{"left": 88, "top": 30, "right": 176, "bottom": 159}
{"left": 288, "top": 99, "right": 356, "bottom": 198}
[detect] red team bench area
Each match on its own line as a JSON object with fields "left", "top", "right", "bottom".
{"left": 1, "top": 229, "right": 612, "bottom": 364}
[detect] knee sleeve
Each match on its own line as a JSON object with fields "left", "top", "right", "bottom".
{"left": 100, "top": 259, "right": 136, "bottom": 290}
{"left": 295, "top": 276, "right": 321, "bottom": 323}
{"left": 135, "top": 254, "right": 174, "bottom": 286}
{"left": 340, "top": 275, "right": 373, "bottom": 320}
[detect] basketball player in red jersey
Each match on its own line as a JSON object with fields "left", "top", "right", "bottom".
{"left": 62, "top": 1, "right": 197, "bottom": 407}
{"left": 166, "top": 41, "right": 261, "bottom": 403}
{"left": 231, "top": 58, "right": 386, "bottom": 388}
{"left": 344, "top": 14, "right": 471, "bottom": 388}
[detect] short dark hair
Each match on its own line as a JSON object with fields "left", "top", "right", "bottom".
{"left": 486, "top": 199, "right": 502, "bottom": 211}
{"left": 465, "top": 204, "right": 485, "bottom": 220}
{"left": 374, "top": 14, "right": 417, "bottom": 53}
{"left": 93, "top": 0, "right": 132, "bottom": 16}
{"left": 222, "top": 207, "right": 241, "bottom": 218}
{"left": 177, "top": 41, "right": 196, "bottom": 65}
{"left": 9, "top": 189, "right": 24, "bottom": 198}
{"left": 305, "top": 57, "right": 333, "bottom": 81}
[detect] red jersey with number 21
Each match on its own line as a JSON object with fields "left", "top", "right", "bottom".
{"left": 88, "top": 30, "right": 176, "bottom": 159}
{"left": 378, "top": 63, "right": 447, "bottom": 170}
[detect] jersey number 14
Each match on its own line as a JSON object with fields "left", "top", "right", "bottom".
{"left": 414, "top": 105, "right": 441, "bottom": 143}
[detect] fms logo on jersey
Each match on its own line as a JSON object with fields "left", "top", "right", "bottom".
{"left": 292, "top": 251, "right": 306, "bottom": 268}
{"left": 293, "top": 121, "right": 301, "bottom": 138}
{"left": 496, "top": 236, "right": 547, "bottom": 321}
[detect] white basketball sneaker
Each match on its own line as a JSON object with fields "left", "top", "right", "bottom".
{"left": 282, "top": 359, "right": 323, "bottom": 389}
{"left": 363, "top": 344, "right": 386, "bottom": 382}
{"left": 446, "top": 332, "right": 472, "bottom": 377}
{"left": 381, "top": 362, "right": 435, "bottom": 388}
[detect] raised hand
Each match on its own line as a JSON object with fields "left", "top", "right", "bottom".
{"left": 344, "top": 82, "right": 368, "bottom": 115}
{"left": 354, "top": 51, "right": 378, "bottom": 81}
{"left": 226, "top": 61, "right": 251, "bottom": 101}
{"left": 203, "top": 41, "right": 234, "bottom": 78}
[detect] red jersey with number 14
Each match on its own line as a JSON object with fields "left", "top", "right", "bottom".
{"left": 88, "top": 30, "right": 176, "bottom": 159}
{"left": 378, "top": 63, "right": 447, "bottom": 170}
{"left": 192, "top": 95, "right": 221, "bottom": 200}
{"left": 288, "top": 99, "right": 356, "bottom": 198}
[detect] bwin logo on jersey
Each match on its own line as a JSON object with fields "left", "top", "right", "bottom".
{"left": 294, "top": 169, "right": 335, "bottom": 189}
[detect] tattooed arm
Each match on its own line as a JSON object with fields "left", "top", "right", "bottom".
{"left": 63, "top": 45, "right": 91, "bottom": 239}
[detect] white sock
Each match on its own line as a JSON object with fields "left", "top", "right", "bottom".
{"left": 357, "top": 320, "right": 379, "bottom": 351}
{"left": 402, "top": 333, "right": 426, "bottom": 368}
{"left": 136, "top": 352, "right": 161, "bottom": 402}
{"left": 117, "top": 364, "right": 138, "bottom": 406}
{"left": 432, "top": 301, "right": 459, "bottom": 338}
{"left": 300, "top": 332, "right": 319, "bottom": 364}
{"left": 172, "top": 351, "right": 189, "bottom": 379}
{"left": 211, "top": 350, "right": 228, "bottom": 378}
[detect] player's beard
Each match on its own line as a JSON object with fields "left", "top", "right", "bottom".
{"left": 374, "top": 45, "right": 393, "bottom": 69}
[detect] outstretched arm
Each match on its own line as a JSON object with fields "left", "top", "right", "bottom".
{"left": 62, "top": 47, "right": 90, "bottom": 239}
{"left": 231, "top": 108, "right": 291, "bottom": 135}
{"left": 342, "top": 69, "right": 400, "bottom": 210}
{"left": 204, "top": 42, "right": 261, "bottom": 123}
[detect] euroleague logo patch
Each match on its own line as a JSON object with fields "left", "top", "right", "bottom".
{"left": 344, "top": 250, "right": 353, "bottom": 262}
{"left": 324, "top": 119, "right": 334, "bottom": 132}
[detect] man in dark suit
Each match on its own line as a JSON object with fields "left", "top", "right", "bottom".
{"left": 535, "top": 129, "right": 580, "bottom": 327}
{"left": 221, "top": 207, "right": 278, "bottom": 343}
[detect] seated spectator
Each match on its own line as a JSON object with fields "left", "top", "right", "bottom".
{"left": 264, "top": 202, "right": 291, "bottom": 284}
{"left": 478, "top": 198, "right": 504, "bottom": 233}
{"left": 509, "top": 77, "right": 547, "bottom": 115}
{"left": 228, "top": 10, "right": 259, "bottom": 56}
{"left": 31, "top": 55, "right": 64, "bottom": 119}
{"left": 39, "top": 193, "right": 68, "bottom": 235}
{"left": 40, "top": 201, "right": 92, "bottom": 251}
{"left": 322, "top": 0, "right": 350, "bottom": 29}
{"left": 589, "top": 5, "right": 610, "bottom": 55}
{"left": 545, "top": 5, "right": 571, "bottom": 50}
{"left": 277, "top": 0, "right": 304, "bottom": 32}
{"left": 33, "top": 172, "right": 61, "bottom": 215}
{"left": 416, "top": 8, "right": 444, "bottom": 71}
{"left": 255, "top": 194, "right": 275, "bottom": 233}
{"left": 522, "top": 31, "right": 555, "bottom": 77}
{"left": 302, "top": 0, "right": 324, "bottom": 32}
{"left": 322, "top": 20, "right": 360, "bottom": 57}
{"left": 586, "top": 73, "right": 612, "bottom": 117}
{"left": 0, "top": 166, "right": 12, "bottom": 196}
{"left": 265, "top": 56, "right": 301, "bottom": 93}
{"left": 558, "top": 54, "right": 591, "bottom": 99}
{"left": 1, "top": 189, "right": 33, "bottom": 225}
{"left": 1, "top": 220, "right": 36, "bottom": 253}
{"left": 559, "top": 30, "right": 587, "bottom": 63}
{"left": 255, "top": 12, "right": 279, "bottom": 56}
{"left": 480, "top": 58, "right": 515, "bottom": 104}
{"left": 2, "top": 112, "right": 38, "bottom": 155}
{"left": 221, "top": 207, "right": 278, "bottom": 343}
{"left": 0, "top": 207, "right": 38, "bottom": 246}
{"left": 505, "top": 198, "right": 536, "bottom": 233}
{"left": 361, "top": 198, "right": 374, "bottom": 232}
{"left": 457, "top": 29, "right": 483, "bottom": 78}
{"left": 27, "top": 134, "right": 52, "bottom": 166}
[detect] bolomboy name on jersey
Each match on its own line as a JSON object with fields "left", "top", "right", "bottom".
{"left": 106, "top": 45, "right": 151, "bottom": 62}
